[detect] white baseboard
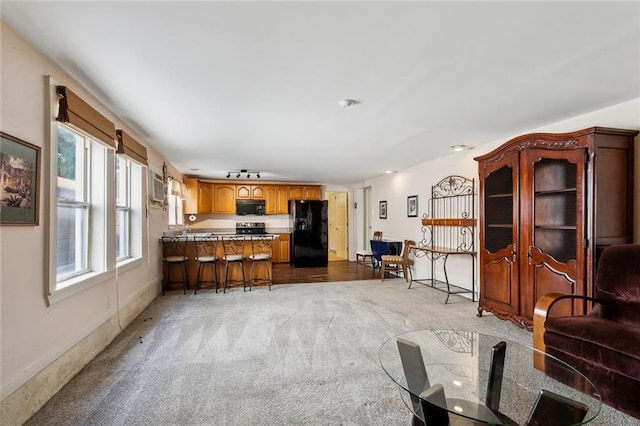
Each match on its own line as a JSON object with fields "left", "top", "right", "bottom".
{"left": 0, "top": 278, "right": 160, "bottom": 426}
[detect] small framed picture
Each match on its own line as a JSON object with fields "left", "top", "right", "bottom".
{"left": 379, "top": 200, "right": 387, "bottom": 219}
{"left": 407, "top": 195, "right": 418, "bottom": 217}
{"left": 1, "top": 132, "right": 40, "bottom": 225}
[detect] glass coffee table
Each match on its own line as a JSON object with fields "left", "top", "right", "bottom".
{"left": 379, "top": 330, "right": 601, "bottom": 425}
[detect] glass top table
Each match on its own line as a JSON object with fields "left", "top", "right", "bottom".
{"left": 379, "top": 330, "right": 601, "bottom": 425}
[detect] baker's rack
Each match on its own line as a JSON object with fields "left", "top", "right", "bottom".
{"left": 410, "top": 175, "right": 476, "bottom": 303}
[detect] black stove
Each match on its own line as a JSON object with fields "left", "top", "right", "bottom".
{"left": 236, "top": 222, "right": 266, "bottom": 235}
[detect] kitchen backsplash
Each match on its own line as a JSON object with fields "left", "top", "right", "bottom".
{"left": 183, "top": 214, "right": 292, "bottom": 232}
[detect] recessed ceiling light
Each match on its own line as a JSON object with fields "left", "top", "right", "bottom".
{"left": 385, "top": 170, "right": 395, "bottom": 174}
{"left": 451, "top": 145, "right": 469, "bottom": 152}
{"left": 190, "top": 168, "right": 199, "bottom": 171}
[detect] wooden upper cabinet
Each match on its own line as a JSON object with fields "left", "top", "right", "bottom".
{"left": 266, "top": 185, "right": 290, "bottom": 215}
{"left": 198, "top": 182, "right": 214, "bottom": 214}
{"left": 185, "top": 181, "right": 320, "bottom": 215}
{"left": 237, "top": 184, "right": 265, "bottom": 200}
{"left": 288, "top": 185, "right": 305, "bottom": 200}
{"left": 305, "top": 186, "right": 322, "bottom": 200}
{"left": 213, "top": 184, "right": 236, "bottom": 214}
{"left": 251, "top": 185, "right": 265, "bottom": 199}
{"left": 265, "top": 185, "right": 277, "bottom": 214}
{"left": 288, "top": 185, "right": 322, "bottom": 200}
{"left": 276, "top": 186, "right": 289, "bottom": 213}
{"left": 183, "top": 179, "right": 213, "bottom": 214}
{"left": 183, "top": 178, "right": 198, "bottom": 214}
{"left": 236, "top": 184, "right": 251, "bottom": 199}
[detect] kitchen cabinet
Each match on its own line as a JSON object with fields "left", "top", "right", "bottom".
{"left": 265, "top": 185, "right": 289, "bottom": 214}
{"left": 288, "top": 185, "right": 305, "bottom": 200}
{"left": 199, "top": 182, "right": 214, "bottom": 214}
{"left": 237, "top": 184, "right": 265, "bottom": 200}
{"left": 305, "top": 185, "right": 322, "bottom": 200}
{"left": 185, "top": 181, "right": 321, "bottom": 215}
{"left": 183, "top": 179, "right": 213, "bottom": 214}
{"left": 475, "top": 127, "right": 637, "bottom": 330}
{"left": 272, "top": 233, "right": 290, "bottom": 263}
{"left": 288, "top": 185, "right": 322, "bottom": 201}
{"left": 213, "top": 184, "right": 236, "bottom": 214}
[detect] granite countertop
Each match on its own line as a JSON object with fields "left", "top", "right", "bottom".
{"left": 163, "top": 228, "right": 291, "bottom": 237}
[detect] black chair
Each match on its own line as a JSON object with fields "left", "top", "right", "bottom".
{"left": 161, "top": 236, "right": 189, "bottom": 295}
{"left": 370, "top": 239, "right": 387, "bottom": 270}
{"left": 355, "top": 231, "right": 382, "bottom": 270}
{"left": 193, "top": 235, "right": 219, "bottom": 294}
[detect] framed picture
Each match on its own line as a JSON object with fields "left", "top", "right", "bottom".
{"left": 407, "top": 195, "right": 418, "bottom": 217}
{"left": 379, "top": 200, "right": 387, "bottom": 219}
{"left": 1, "top": 132, "right": 40, "bottom": 225}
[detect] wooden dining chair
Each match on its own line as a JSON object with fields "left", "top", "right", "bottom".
{"left": 356, "top": 231, "right": 383, "bottom": 270}
{"left": 381, "top": 239, "right": 412, "bottom": 282}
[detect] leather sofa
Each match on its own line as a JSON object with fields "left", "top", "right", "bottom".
{"left": 533, "top": 244, "right": 640, "bottom": 419}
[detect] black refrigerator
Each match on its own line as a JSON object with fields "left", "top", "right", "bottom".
{"left": 290, "top": 200, "right": 328, "bottom": 267}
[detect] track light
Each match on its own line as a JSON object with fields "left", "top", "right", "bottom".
{"left": 226, "top": 170, "right": 262, "bottom": 179}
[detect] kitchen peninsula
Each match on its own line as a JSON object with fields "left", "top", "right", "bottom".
{"left": 162, "top": 227, "right": 288, "bottom": 292}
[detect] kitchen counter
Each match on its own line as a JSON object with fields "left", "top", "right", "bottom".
{"left": 161, "top": 232, "right": 291, "bottom": 292}
{"left": 163, "top": 228, "right": 291, "bottom": 237}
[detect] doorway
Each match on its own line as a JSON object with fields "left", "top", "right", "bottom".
{"left": 327, "top": 191, "right": 348, "bottom": 261}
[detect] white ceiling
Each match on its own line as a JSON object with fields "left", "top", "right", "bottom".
{"left": 2, "top": 1, "right": 639, "bottom": 184}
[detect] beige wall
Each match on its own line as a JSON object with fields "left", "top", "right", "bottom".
{"left": 359, "top": 98, "right": 640, "bottom": 287}
{"left": 0, "top": 22, "right": 175, "bottom": 425}
{"left": 1, "top": 17, "right": 639, "bottom": 426}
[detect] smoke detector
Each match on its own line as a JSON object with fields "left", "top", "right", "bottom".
{"left": 339, "top": 99, "right": 358, "bottom": 107}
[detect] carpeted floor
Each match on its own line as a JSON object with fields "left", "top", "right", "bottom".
{"left": 25, "top": 280, "right": 638, "bottom": 425}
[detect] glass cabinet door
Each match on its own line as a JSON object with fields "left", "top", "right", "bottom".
{"left": 479, "top": 151, "right": 519, "bottom": 316}
{"left": 521, "top": 148, "right": 586, "bottom": 317}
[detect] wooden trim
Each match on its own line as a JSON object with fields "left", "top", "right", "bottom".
{"left": 56, "top": 86, "right": 116, "bottom": 147}
{"left": 116, "top": 130, "right": 148, "bottom": 165}
{"left": 421, "top": 218, "right": 476, "bottom": 227}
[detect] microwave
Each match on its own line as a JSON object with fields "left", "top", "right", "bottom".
{"left": 236, "top": 199, "right": 266, "bottom": 215}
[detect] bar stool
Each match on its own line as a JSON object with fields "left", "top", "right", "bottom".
{"left": 161, "top": 236, "right": 189, "bottom": 295}
{"left": 193, "top": 235, "right": 219, "bottom": 294}
{"left": 249, "top": 235, "right": 274, "bottom": 291}
{"left": 221, "top": 236, "right": 246, "bottom": 293}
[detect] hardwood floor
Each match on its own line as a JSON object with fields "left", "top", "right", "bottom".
{"left": 273, "top": 260, "right": 380, "bottom": 284}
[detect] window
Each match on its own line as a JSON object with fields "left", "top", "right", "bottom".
{"left": 51, "top": 122, "right": 115, "bottom": 297}
{"left": 115, "top": 156, "right": 130, "bottom": 261}
{"left": 48, "top": 79, "right": 118, "bottom": 303}
{"left": 115, "top": 155, "right": 144, "bottom": 264}
{"left": 56, "top": 126, "right": 89, "bottom": 280}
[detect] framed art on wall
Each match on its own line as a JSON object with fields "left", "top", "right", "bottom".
{"left": 407, "top": 195, "right": 418, "bottom": 217}
{"left": 0, "top": 132, "right": 40, "bottom": 225}
{"left": 379, "top": 200, "right": 387, "bottom": 219}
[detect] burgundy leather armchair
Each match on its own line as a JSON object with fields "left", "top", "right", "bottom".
{"left": 533, "top": 244, "right": 640, "bottom": 419}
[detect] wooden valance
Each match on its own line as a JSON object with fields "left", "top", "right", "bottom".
{"left": 116, "top": 129, "right": 148, "bottom": 166}
{"left": 56, "top": 86, "right": 116, "bottom": 147}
